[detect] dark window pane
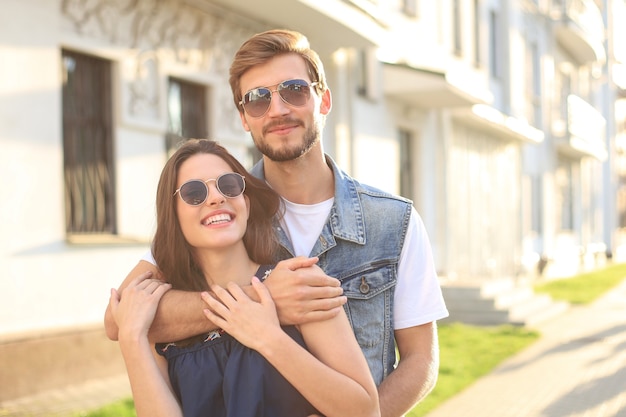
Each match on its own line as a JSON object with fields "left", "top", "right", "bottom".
{"left": 62, "top": 50, "right": 116, "bottom": 234}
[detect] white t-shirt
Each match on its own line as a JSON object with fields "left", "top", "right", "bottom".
{"left": 278, "top": 197, "right": 333, "bottom": 258}
{"left": 144, "top": 197, "right": 448, "bottom": 330}
{"left": 278, "top": 197, "right": 448, "bottom": 329}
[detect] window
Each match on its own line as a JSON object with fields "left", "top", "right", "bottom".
{"left": 558, "top": 69, "right": 572, "bottom": 126}
{"left": 473, "top": 0, "right": 481, "bottom": 66}
{"left": 489, "top": 9, "right": 500, "bottom": 78}
{"left": 618, "top": 182, "right": 626, "bottom": 228}
{"left": 531, "top": 175, "right": 543, "bottom": 233}
{"left": 453, "top": 0, "right": 462, "bottom": 56}
{"left": 525, "top": 41, "right": 542, "bottom": 126}
{"left": 166, "top": 77, "right": 208, "bottom": 154}
{"left": 399, "top": 129, "right": 414, "bottom": 201}
{"left": 62, "top": 50, "right": 116, "bottom": 235}
{"left": 556, "top": 161, "right": 574, "bottom": 231}
{"left": 355, "top": 49, "right": 381, "bottom": 101}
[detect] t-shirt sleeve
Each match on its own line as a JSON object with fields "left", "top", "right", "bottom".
{"left": 393, "top": 207, "right": 449, "bottom": 329}
{"left": 141, "top": 249, "right": 156, "bottom": 265}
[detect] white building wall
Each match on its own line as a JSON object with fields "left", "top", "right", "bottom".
{"left": 446, "top": 123, "right": 523, "bottom": 280}
{"left": 0, "top": 0, "right": 261, "bottom": 339}
{"left": 350, "top": 101, "right": 401, "bottom": 193}
{"left": 0, "top": 0, "right": 124, "bottom": 336}
{"left": 1, "top": 0, "right": 621, "bottom": 344}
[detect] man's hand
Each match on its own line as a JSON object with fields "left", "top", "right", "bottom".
{"left": 263, "top": 257, "right": 347, "bottom": 325}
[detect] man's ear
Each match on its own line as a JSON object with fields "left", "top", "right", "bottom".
{"left": 239, "top": 111, "right": 251, "bottom": 132}
{"left": 320, "top": 88, "right": 332, "bottom": 115}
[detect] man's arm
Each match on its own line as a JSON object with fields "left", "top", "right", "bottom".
{"left": 104, "top": 257, "right": 348, "bottom": 342}
{"left": 377, "top": 322, "right": 439, "bottom": 417}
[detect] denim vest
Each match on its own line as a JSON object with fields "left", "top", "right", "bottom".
{"left": 251, "top": 156, "right": 412, "bottom": 385}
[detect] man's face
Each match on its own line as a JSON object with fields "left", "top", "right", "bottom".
{"left": 238, "top": 53, "right": 331, "bottom": 162}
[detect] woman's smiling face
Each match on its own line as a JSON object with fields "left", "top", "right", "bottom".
{"left": 175, "top": 153, "right": 250, "bottom": 252}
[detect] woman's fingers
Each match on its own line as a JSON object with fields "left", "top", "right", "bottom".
{"left": 251, "top": 276, "right": 274, "bottom": 306}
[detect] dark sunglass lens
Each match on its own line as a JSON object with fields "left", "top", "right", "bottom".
{"left": 279, "top": 80, "right": 310, "bottom": 106}
{"left": 243, "top": 88, "right": 272, "bottom": 117}
{"left": 179, "top": 181, "right": 208, "bottom": 205}
{"left": 217, "top": 174, "right": 245, "bottom": 197}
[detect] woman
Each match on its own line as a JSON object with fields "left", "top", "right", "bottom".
{"left": 109, "top": 139, "right": 379, "bottom": 417}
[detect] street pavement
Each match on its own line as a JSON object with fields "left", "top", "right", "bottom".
{"left": 1, "top": 278, "right": 625, "bottom": 417}
{"left": 425, "top": 277, "right": 626, "bottom": 417}
{"left": 0, "top": 375, "right": 131, "bottom": 417}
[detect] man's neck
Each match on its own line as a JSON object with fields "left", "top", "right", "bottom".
{"left": 263, "top": 152, "right": 334, "bottom": 205}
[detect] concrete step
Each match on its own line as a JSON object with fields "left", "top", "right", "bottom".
{"left": 445, "top": 286, "right": 535, "bottom": 311}
{"left": 441, "top": 279, "right": 570, "bottom": 326}
{"left": 441, "top": 278, "right": 516, "bottom": 299}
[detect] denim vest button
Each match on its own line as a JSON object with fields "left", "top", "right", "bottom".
{"left": 359, "top": 277, "right": 370, "bottom": 294}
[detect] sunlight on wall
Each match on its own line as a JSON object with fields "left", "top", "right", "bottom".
{"left": 354, "top": 135, "right": 400, "bottom": 194}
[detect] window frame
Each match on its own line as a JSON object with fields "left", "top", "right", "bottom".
{"left": 61, "top": 49, "right": 117, "bottom": 237}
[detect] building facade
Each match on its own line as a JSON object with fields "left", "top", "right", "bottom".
{"left": 1, "top": 0, "right": 624, "bottom": 401}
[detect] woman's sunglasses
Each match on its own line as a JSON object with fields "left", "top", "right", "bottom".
{"left": 173, "top": 173, "right": 246, "bottom": 206}
{"left": 239, "top": 79, "right": 319, "bottom": 118}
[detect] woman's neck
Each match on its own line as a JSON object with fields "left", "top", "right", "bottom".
{"left": 195, "top": 244, "right": 259, "bottom": 288}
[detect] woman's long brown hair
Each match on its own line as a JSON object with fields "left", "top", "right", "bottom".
{"left": 151, "top": 139, "right": 281, "bottom": 292}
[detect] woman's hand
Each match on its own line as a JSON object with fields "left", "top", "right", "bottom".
{"left": 201, "top": 277, "right": 281, "bottom": 351}
{"left": 109, "top": 272, "right": 171, "bottom": 341}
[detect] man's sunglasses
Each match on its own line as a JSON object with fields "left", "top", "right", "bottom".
{"left": 173, "top": 173, "right": 246, "bottom": 206}
{"left": 239, "top": 79, "right": 319, "bottom": 118}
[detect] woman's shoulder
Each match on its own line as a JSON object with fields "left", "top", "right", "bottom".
{"left": 255, "top": 264, "right": 275, "bottom": 282}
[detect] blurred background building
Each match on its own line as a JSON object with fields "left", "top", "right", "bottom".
{"left": 1, "top": 0, "right": 624, "bottom": 402}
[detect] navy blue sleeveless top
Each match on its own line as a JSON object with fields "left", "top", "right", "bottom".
{"left": 156, "top": 265, "right": 318, "bottom": 417}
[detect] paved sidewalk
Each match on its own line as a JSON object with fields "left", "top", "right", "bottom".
{"left": 426, "top": 278, "right": 626, "bottom": 417}
{"left": 0, "top": 375, "right": 131, "bottom": 417}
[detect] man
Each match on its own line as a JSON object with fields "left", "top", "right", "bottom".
{"left": 105, "top": 29, "right": 448, "bottom": 417}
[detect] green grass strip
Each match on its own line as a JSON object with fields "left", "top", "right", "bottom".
{"left": 73, "top": 398, "right": 136, "bottom": 417}
{"left": 534, "top": 262, "right": 626, "bottom": 305}
{"left": 407, "top": 323, "right": 539, "bottom": 416}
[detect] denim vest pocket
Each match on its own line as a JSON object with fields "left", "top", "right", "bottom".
{"left": 341, "top": 263, "right": 397, "bottom": 384}
{"left": 342, "top": 264, "right": 396, "bottom": 346}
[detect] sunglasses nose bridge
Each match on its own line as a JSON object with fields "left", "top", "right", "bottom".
{"left": 265, "top": 87, "right": 292, "bottom": 116}
{"left": 203, "top": 179, "right": 225, "bottom": 206}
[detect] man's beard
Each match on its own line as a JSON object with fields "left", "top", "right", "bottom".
{"left": 252, "top": 119, "right": 320, "bottom": 162}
